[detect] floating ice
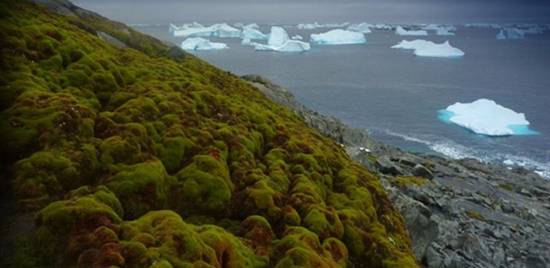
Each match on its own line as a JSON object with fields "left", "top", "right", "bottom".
{"left": 496, "top": 28, "right": 525, "bottom": 40}
{"left": 251, "top": 26, "right": 310, "bottom": 52}
{"left": 422, "top": 24, "right": 456, "bottom": 36}
{"left": 497, "top": 26, "right": 545, "bottom": 40}
{"left": 241, "top": 23, "right": 268, "bottom": 40}
{"left": 374, "top": 24, "right": 394, "bottom": 30}
{"left": 310, "top": 29, "right": 366, "bottom": 45}
{"left": 464, "top": 23, "right": 501, "bottom": 29}
{"left": 439, "top": 98, "right": 537, "bottom": 136}
{"left": 180, "top": 37, "right": 228, "bottom": 50}
{"left": 392, "top": 40, "right": 464, "bottom": 58}
{"left": 297, "top": 22, "right": 349, "bottom": 29}
{"left": 172, "top": 23, "right": 241, "bottom": 38}
{"left": 268, "top": 26, "right": 289, "bottom": 46}
{"left": 395, "top": 26, "right": 428, "bottom": 36}
{"left": 347, "top": 23, "right": 373, "bottom": 33}
{"left": 291, "top": 34, "right": 303, "bottom": 40}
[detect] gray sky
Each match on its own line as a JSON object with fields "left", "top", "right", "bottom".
{"left": 73, "top": 0, "right": 550, "bottom": 25}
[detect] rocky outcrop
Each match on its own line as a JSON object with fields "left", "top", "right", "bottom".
{"left": 245, "top": 75, "right": 550, "bottom": 268}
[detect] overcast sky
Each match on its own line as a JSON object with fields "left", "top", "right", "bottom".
{"left": 73, "top": 0, "right": 550, "bottom": 25}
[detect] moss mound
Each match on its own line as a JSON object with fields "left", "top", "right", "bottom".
{"left": 0, "top": 1, "right": 418, "bottom": 267}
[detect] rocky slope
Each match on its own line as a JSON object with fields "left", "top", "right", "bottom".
{"left": 244, "top": 75, "right": 550, "bottom": 268}
{"left": 0, "top": 1, "right": 417, "bottom": 267}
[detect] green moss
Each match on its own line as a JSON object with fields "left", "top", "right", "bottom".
{"left": 174, "top": 153, "right": 233, "bottom": 216}
{"left": 273, "top": 226, "right": 348, "bottom": 267}
{"left": 104, "top": 160, "right": 171, "bottom": 219}
{"left": 1, "top": 2, "right": 418, "bottom": 266}
{"left": 99, "top": 135, "right": 140, "bottom": 165}
{"left": 466, "top": 210, "right": 485, "bottom": 221}
{"left": 157, "top": 136, "right": 194, "bottom": 173}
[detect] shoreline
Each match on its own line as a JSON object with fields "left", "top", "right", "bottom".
{"left": 244, "top": 74, "right": 550, "bottom": 267}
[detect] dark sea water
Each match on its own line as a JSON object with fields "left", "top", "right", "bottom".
{"left": 74, "top": 1, "right": 550, "bottom": 177}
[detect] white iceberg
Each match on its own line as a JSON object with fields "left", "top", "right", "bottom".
{"left": 374, "top": 24, "right": 394, "bottom": 30}
{"left": 347, "top": 23, "right": 373, "bottom": 33}
{"left": 172, "top": 23, "right": 241, "bottom": 38}
{"left": 496, "top": 26, "right": 544, "bottom": 40}
{"left": 310, "top": 29, "right": 366, "bottom": 45}
{"left": 297, "top": 22, "right": 349, "bottom": 29}
{"left": 395, "top": 26, "right": 428, "bottom": 36}
{"left": 439, "top": 98, "right": 536, "bottom": 136}
{"left": 392, "top": 40, "right": 464, "bottom": 58}
{"left": 291, "top": 34, "right": 303, "bottom": 40}
{"left": 422, "top": 24, "right": 456, "bottom": 36}
{"left": 180, "top": 37, "right": 228, "bottom": 50}
{"left": 464, "top": 23, "right": 501, "bottom": 29}
{"left": 251, "top": 26, "right": 310, "bottom": 52}
{"left": 241, "top": 24, "right": 268, "bottom": 40}
{"left": 496, "top": 28, "right": 525, "bottom": 40}
{"left": 268, "top": 26, "right": 289, "bottom": 46}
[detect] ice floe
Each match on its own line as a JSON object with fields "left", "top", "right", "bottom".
{"left": 395, "top": 26, "right": 428, "bottom": 36}
{"left": 374, "top": 24, "right": 394, "bottom": 30}
{"left": 241, "top": 23, "right": 268, "bottom": 40}
{"left": 180, "top": 37, "right": 228, "bottom": 50}
{"left": 392, "top": 40, "right": 464, "bottom": 58}
{"left": 172, "top": 23, "right": 241, "bottom": 38}
{"left": 422, "top": 24, "right": 456, "bottom": 36}
{"left": 464, "top": 23, "right": 501, "bottom": 29}
{"left": 291, "top": 35, "right": 303, "bottom": 40}
{"left": 249, "top": 26, "right": 310, "bottom": 52}
{"left": 310, "top": 29, "right": 366, "bottom": 45}
{"left": 497, "top": 26, "right": 546, "bottom": 40}
{"left": 439, "top": 98, "right": 537, "bottom": 136}
{"left": 346, "top": 23, "right": 373, "bottom": 33}
{"left": 497, "top": 28, "right": 525, "bottom": 40}
{"left": 297, "top": 22, "right": 349, "bottom": 29}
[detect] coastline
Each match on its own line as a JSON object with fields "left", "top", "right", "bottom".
{"left": 244, "top": 74, "right": 550, "bottom": 267}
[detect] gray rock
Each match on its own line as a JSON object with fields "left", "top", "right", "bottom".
{"left": 97, "top": 31, "right": 127, "bottom": 49}
{"left": 376, "top": 156, "right": 403, "bottom": 175}
{"left": 413, "top": 164, "right": 434, "bottom": 179}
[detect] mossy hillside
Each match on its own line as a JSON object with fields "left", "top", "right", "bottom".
{"left": 0, "top": 1, "right": 417, "bottom": 267}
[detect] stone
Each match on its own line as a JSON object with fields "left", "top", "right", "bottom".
{"left": 413, "top": 164, "right": 434, "bottom": 179}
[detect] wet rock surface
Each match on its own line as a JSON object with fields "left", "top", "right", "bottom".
{"left": 246, "top": 75, "right": 550, "bottom": 268}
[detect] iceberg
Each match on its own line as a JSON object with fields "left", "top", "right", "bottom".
{"left": 172, "top": 23, "right": 241, "bottom": 38}
{"left": 439, "top": 98, "right": 537, "bottom": 136}
{"left": 392, "top": 40, "right": 464, "bottom": 58}
{"left": 251, "top": 26, "right": 310, "bottom": 52}
{"left": 347, "top": 23, "right": 373, "bottom": 33}
{"left": 374, "top": 24, "right": 394, "bottom": 30}
{"left": 241, "top": 24, "right": 268, "bottom": 40}
{"left": 291, "top": 34, "right": 303, "bottom": 40}
{"left": 310, "top": 29, "right": 366, "bottom": 45}
{"left": 395, "top": 26, "right": 428, "bottom": 36}
{"left": 496, "top": 26, "right": 544, "bottom": 40}
{"left": 464, "top": 23, "right": 501, "bottom": 29}
{"left": 180, "top": 37, "right": 228, "bottom": 50}
{"left": 422, "top": 24, "right": 456, "bottom": 36}
{"left": 297, "top": 22, "right": 349, "bottom": 29}
{"left": 496, "top": 28, "right": 525, "bottom": 40}
{"left": 268, "top": 26, "right": 289, "bottom": 46}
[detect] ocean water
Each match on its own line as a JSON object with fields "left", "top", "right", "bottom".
{"left": 74, "top": 1, "right": 550, "bottom": 177}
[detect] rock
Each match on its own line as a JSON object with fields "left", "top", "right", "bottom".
{"left": 376, "top": 156, "right": 403, "bottom": 175}
{"left": 413, "top": 164, "right": 434, "bottom": 179}
{"left": 97, "top": 31, "right": 127, "bottom": 49}
{"left": 167, "top": 46, "right": 187, "bottom": 60}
